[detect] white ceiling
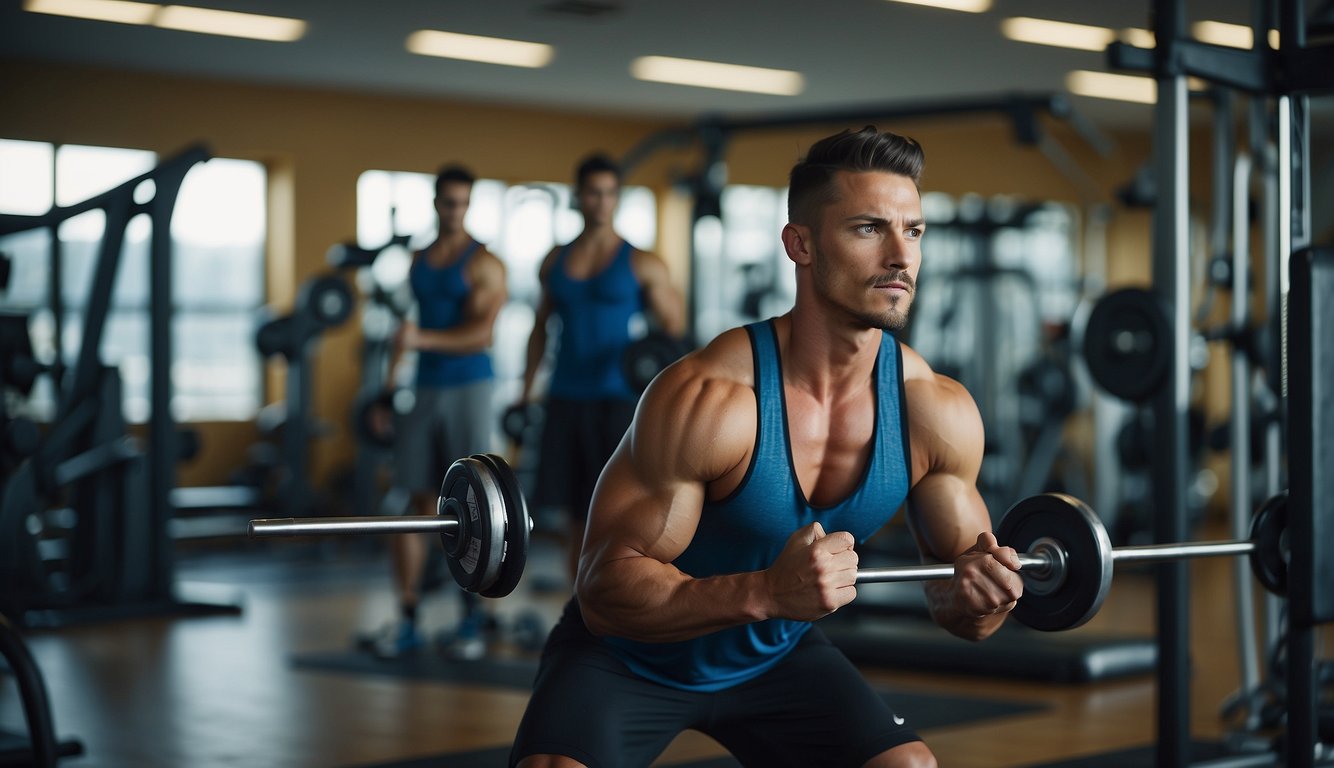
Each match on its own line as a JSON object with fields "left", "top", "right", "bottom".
{"left": 6, "top": 0, "right": 1311, "bottom": 135}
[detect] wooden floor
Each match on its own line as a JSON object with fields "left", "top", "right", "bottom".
{"left": 0, "top": 519, "right": 1320, "bottom": 768}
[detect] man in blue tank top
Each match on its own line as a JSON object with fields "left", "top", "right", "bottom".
{"left": 516, "top": 153, "right": 685, "bottom": 582}
{"left": 511, "top": 128, "right": 1025, "bottom": 768}
{"left": 364, "top": 165, "right": 507, "bottom": 660}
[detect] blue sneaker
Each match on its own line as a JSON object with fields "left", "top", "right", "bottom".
{"left": 441, "top": 613, "right": 487, "bottom": 661}
{"left": 370, "top": 620, "right": 422, "bottom": 659}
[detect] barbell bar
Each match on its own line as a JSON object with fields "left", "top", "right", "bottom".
{"left": 855, "top": 492, "right": 1288, "bottom": 632}
{"left": 249, "top": 453, "right": 532, "bottom": 598}
{"left": 853, "top": 539, "right": 1257, "bottom": 583}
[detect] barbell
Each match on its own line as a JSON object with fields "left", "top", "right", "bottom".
{"left": 250, "top": 453, "right": 531, "bottom": 598}
{"left": 855, "top": 491, "right": 1289, "bottom": 632}
{"left": 248, "top": 452, "right": 1290, "bottom": 631}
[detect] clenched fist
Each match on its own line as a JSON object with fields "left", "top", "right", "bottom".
{"left": 764, "top": 522, "right": 859, "bottom": 621}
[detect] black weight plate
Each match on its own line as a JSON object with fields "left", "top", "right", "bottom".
{"left": 438, "top": 456, "right": 505, "bottom": 594}
{"left": 298, "top": 273, "right": 354, "bottom": 328}
{"left": 622, "top": 331, "right": 689, "bottom": 395}
{"left": 473, "top": 453, "right": 530, "bottom": 598}
{"left": 500, "top": 404, "right": 533, "bottom": 445}
{"left": 997, "top": 493, "right": 1114, "bottom": 632}
{"left": 1249, "top": 490, "right": 1288, "bottom": 596}
{"left": 1082, "top": 288, "right": 1171, "bottom": 403}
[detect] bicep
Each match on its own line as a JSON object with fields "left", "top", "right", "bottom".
{"left": 904, "top": 378, "right": 990, "bottom": 563}
{"left": 584, "top": 439, "right": 704, "bottom": 567}
{"left": 583, "top": 364, "right": 742, "bottom": 568}
{"left": 635, "top": 253, "right": 683, "bottom": 333}
{"left": 463, "top": 257, "right": 506, "bottom": 323}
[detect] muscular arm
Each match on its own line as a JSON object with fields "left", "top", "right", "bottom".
{"left": 406, "top": 250, "right": 507, "bottom": 355}
{"left": 577, "top": 337, "right": 859, "bottom": 642}
{"left": 903, "top": 349, "right": 1022, "bottom": 641}
{"left": 633, "top": 250, "right": 686, "bottom": 337}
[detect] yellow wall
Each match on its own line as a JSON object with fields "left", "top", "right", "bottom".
{"left": 7, "top": 57, "right": 1250, "bottom": 511}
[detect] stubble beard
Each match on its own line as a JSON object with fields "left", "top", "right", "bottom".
{"left": 813, "top": 256, "right": 914, "bottom": 332}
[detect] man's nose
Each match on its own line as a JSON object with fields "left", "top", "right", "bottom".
{"left": 881, "top": 236, "right": 914, "bottom": 270}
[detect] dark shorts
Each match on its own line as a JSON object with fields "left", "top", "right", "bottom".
{"left": 532, "top": 397, "right": 636, "bottom": 517}
{"left": 510, "top": 599, "right": 922, "bottom": 768}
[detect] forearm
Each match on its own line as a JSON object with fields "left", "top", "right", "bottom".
{"left": 383, "top": 337, "right": 407, "bottom": 391}
{"left": 923, "top": 581, "right": 1008, "bottom": 641}
{"left": 520, "top": 325, "right": 547, "bottom": 400}
{"left": 578, "top": 557, "right": 770, "bottom": 643}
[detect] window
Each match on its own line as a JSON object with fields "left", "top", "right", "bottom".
{"left": 693, "top": 184, "right": 794, "bottom": 344}
{"left": 0, "top": 139, "right": 266, "bottom": 422}
{"left": 356, "top": 170, "right": 657, "bottom": 406}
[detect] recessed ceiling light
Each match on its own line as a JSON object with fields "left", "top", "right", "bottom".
{"left": 630, "top": 56, "right": 804, "bottom": 96}
{"left": 882, "top": 0, "right": 991, "bottom": 12}
{"left": 155, "top": 5, "right": 305, "bottom": 41}
{"left": 23, "top": 0, "right": 156, "bottom": 25}
{"left": 1066, "top": 70, "right": 1156, "bottom": 104}
{"left": 406, "top": 30, "right": 554, "bottom": 68}
{"left": 1001, "top": 17, "right": 1116, "bottom": 51}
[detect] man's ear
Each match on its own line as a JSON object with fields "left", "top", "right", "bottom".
{"left": 781, "top": 223, "right": 813, "bottom": 266}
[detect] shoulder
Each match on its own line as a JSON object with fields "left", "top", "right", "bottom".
{"left": 466, "top": 246, "right": 505, "bottom": 281}
{"left": 900, "top": 343, "right": 984, "bottom": 474}
{"left": 537, "top": 245, "right": 563, "bottom": 280}
{"left": 630, "top": 326, "right": 756, "bottom": 482}
{"left": 629, "top": 248, "right": 671, "bottom": 280}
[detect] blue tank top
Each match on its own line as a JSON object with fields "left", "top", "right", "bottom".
{"left": 604, "top": 319, "right": 912, "bottom": 691}
{"left": 547, "top": 240, "right": 643, "bottom": 401}
{"left": 410, "top": 241, "right": 493, "bottom": 389}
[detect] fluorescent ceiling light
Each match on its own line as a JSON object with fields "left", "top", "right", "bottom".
{"left": 25, "top": 0, "right": 305, "bottom": 40}
{"left": 1120, "top": 27, "right": 1156, "bottom": 48}
{"left": 1192, "top": 20, "right": 1279, "bottom": 49}
{"left": 23, "top": 0, "right": 156, "bottom": 24}
{"left": 155, "top": 5, "right": 305, "bottom": 41}
{"left": 630, "top": 56, "right": 804, "bottom": 96}
{"left": 1066, "top": 70, "right": 1156, "bottom": 104}
{"left": 406, "top": 30, "right": 554, "bottom": 68}
{"left": 1001, "top": 17, "right": 1115, "bottom": 51}
{"left": 882, "top": 0, "right": 991, "bottom": 12}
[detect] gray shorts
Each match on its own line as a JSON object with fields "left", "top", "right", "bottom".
{"left": 393, "top": 380, "right": 496, "bottom": 494}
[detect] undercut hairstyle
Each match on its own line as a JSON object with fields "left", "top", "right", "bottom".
{"left": 435, "top": 164, "right": 476, "bottom": 197}
{"left": 787, "top": 126, "right": 924, "bottom": 227}
{"left": 575, "top": 152, "right": 621, "bottom": 190}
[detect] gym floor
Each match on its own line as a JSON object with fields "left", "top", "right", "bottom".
{"left": 2, "top": 517, "right": 1312, "bottom": 768}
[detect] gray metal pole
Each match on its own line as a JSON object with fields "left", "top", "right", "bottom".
{"left": 1150, "top": 0, "right": 1193, "bottom": 760}
{"left": 1230, "top": 152, "right": 1262, "bottom": 713}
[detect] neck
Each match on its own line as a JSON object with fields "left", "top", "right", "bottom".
{"left": 435, "top": 229, "right": 471, "bottom": 251}
{"left": 577, "top": 221, "right": 619, "bottom": 245}
{"left": 778, "top": 304, "right": 882, "bottom": 401}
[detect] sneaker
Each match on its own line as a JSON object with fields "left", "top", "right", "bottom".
{"left": 440, "top": 613, "right": 487, "bottom": 661}
{"left": 368, "top": 620, "right": 423, "bottom": 659}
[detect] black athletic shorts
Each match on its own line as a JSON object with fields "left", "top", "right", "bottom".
{"left": 509, "top": 599, "right": 922, "bottom": 767}
{"left": 532, "top": 397, "right": 636, "bottom": 517}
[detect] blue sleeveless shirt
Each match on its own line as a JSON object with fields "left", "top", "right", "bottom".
{"left": 547, "top": 240, "right": 643, "bottom": 401}
{"left": 410, "top": 241, "right": 494, "bottom": 389}
{"left": 603, "top": 319, "right": 913, "bottom": 691}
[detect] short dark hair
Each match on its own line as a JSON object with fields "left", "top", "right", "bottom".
{"left": 787, "top": 126, "right": 924, "bottom": 226}
{"left": 435, "top": 164, "right": 475, "bottom": 197}
{"left": 575, "top": 153, "right": 621, "bottom": 190}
